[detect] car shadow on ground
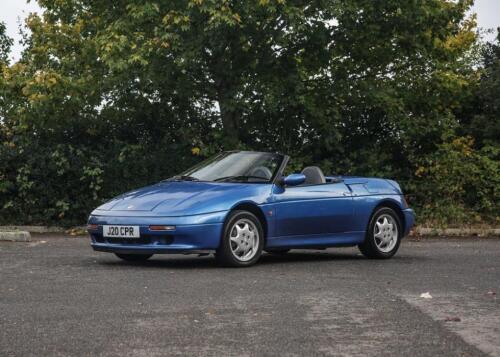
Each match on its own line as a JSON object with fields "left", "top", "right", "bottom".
{"left": 95, "top": 250, "right": 414, "bottom": 270}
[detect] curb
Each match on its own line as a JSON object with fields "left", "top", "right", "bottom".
{"left": 0, "top": 226, "right": 66, "bottom": 234}
{"left": 0, "top": 231, "right": 31, "bottom": 242}
{"left": 413, "top": 227, "right": 500, "bottom": 236}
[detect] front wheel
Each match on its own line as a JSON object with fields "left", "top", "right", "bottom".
{"left": 358, "top": 207, "right": 402, "bottom": 259}
{"left": 216, "top": 210, "right": 264, "bottom": 267}
{"left": 115, "top": 253, "right": 153, "bottom": 262}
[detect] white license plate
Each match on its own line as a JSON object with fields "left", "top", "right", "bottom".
{"left": 103, "top": 225, "right": 140, "bottom": 238}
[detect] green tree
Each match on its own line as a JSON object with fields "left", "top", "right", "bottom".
{"left": 458, "top": 29, "right": 500, "bottom": 147}
{"left": 0, "top": 21, "right": 13, "bottom": 65}
{"left": 0, "top": 4, "right": 198, "bottom": 224}
{"left": 87, "top": 0, "right": 477, "bottom": 163}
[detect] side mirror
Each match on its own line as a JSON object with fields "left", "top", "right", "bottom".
{"left": 282, "top": 173, "right": 305, "bottom": 186}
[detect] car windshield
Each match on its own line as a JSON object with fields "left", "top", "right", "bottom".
{"left": 173, "top": 151, "right": 284, "bottom": 183}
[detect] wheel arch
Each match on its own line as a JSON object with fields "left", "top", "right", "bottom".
{"left": 370, "top": 199, "right": 405, "bottom": 232}
{"left": 225, "top": 201, "right": 268, "bottom": 240}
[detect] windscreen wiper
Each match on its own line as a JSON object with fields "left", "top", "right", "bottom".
{"left": 213, "top": 175, "right": 268, "bottom": 182}
{"left": 163, "top": 175, "right": 200, "bottom": 182}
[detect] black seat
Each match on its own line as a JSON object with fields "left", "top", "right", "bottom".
{"left": 301, "top": 166, "right": 326, "bottom": 185}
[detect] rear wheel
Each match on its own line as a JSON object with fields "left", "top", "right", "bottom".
{"left": 115, "top": 253, "right": 153, "bottom": 262}
{"left": 216, "top": 210, "right": 263, "bottom": 267}
{"left": 358, "top": 207, "right": 402, "bottom": 259}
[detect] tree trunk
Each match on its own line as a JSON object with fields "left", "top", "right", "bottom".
{"left": 217, "top": 87, "right": 239, "bottom": 150}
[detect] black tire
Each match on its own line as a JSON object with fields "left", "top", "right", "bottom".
{"left": 265, "top": 249, "right": 290, "bottom": 255}
{"left": 358, "top": 207, "right": 402, "bottom": 259}
{"left": 215, "top": 210, "right": 264, "bottom": 267}
{"left": 115, "top": 253, "right": 153, "bottom": 262}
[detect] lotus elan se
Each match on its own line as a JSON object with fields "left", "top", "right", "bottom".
{"left": 87, "top": 151, "right": 415, "bottom": 267}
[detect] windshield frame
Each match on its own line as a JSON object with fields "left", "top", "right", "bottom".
{"left": 175, "top": 151, "right": 286, "bottom": 184}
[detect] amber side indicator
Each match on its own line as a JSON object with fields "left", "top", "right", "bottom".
{"left": 87, "top": 224, "right": 98, "bottom": 231}
{"left": 149, "top": 225, "right": 176, "bottom": 231}
{"left": 402, "top": 195, "right": 409, "bottom": 208}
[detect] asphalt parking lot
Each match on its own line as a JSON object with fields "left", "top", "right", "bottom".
{"left": 1, "top": 236, "right": 499, "bottom": 356}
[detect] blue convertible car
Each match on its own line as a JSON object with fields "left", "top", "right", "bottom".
{"left": 88, "top": 151, "right": 415, "bottom": 266}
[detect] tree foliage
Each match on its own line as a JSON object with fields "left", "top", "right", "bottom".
{"left": 458, "top": 29, "right": 500, "bottom": 147}
{"left": 0, "top": 0, "right": 498, "bottom": 226}
{"left": 0, "top": 22, "right": 13, "bottom": 66}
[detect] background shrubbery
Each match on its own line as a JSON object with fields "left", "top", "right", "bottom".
{"left": 0, "top": 0, "right": 498, "bottom": 227}
{"left": 413, "top": 137, "right": 499, "bottom": 226}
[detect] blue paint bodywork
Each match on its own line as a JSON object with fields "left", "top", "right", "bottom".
{"left": 88, "top": 174, "right": 415, "bottom": 255}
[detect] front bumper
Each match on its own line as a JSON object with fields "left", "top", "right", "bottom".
{"left": 88, "top": 211, "right": 226, "bottom": 254}
{"left": 402, "top": 208, "right": 416, "bottom": 236}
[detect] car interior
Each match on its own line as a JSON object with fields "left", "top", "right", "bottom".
{"left": 246, "top": 163, "right": 332, "bottom": 186}
{"left": 301, "top": 166, "right": 326, "bottom": 185}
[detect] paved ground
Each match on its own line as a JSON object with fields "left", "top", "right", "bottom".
{"left": 1, "top": 236, "right": 499, "bottom": 357}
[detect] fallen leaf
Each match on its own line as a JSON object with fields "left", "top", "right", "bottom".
{"left": 420, "top": 292, "right": 432, "bottom": 299}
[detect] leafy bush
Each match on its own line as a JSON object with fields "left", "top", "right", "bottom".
{"left": 413, "top": 137, "right": 499, "bottom": 226}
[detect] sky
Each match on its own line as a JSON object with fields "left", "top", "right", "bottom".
{"left": 1, "top": 0, "right": 499, "bottom": 62}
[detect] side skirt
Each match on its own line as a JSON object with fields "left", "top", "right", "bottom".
{"left": 265, "top": 231, "right": 365, "bottom": 249}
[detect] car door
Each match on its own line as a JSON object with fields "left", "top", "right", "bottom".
{"left": 271, "top": 181, "right": 353, "bottom": 237}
